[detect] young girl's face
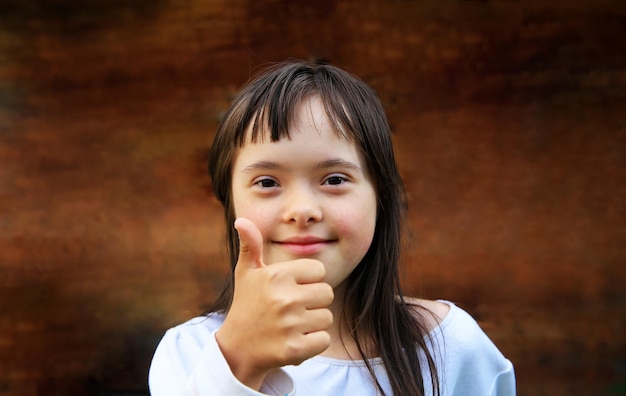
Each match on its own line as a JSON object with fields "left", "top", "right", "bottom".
{"left": 230, "top": 96, "right": 377, "bottom": 290}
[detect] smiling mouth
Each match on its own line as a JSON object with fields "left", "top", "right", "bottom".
{"left": 274, "top": 238, "right": 335, "bottom": 255}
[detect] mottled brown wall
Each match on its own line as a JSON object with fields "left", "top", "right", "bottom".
{"left": 1, "top": 1, "right": 625, "bottom": 395}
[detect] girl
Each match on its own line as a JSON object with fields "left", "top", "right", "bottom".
{"left": 149, "top": 60, "right": 515, "bottom": 395}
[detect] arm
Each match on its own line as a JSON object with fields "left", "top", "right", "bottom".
{"left": 148, "top": 218, "right": 333, "bottom": 395}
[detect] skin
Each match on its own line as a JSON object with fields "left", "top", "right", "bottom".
{"left": 216, "top": 96, "right": 378, "bottom": 390}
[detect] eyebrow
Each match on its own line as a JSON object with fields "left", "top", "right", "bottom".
{"left": 242, "top": 161, "right": 286, "bottom": 173}
{"left": 242, "top": 158, "right": 362, "bottom": 173}
{"left": 315, "top": 158, "right": 362, "bottom": 172}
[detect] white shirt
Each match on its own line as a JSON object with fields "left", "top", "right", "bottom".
{"left": 149, "top": 301, "right": 516, "bottom": 395}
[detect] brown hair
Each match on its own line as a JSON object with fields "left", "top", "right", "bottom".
{"left": 206, "top": 59, "right": 440, "bottom": 396}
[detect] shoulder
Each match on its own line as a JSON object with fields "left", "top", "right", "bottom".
{"left": 404, "top": 299, "right": 514, "bottom": 370}
{"left": 432, "top": 301, "right": 500, "bottom": 354}
{"left": 402, "top": 297, "right": 451, "bottom": 333}
{"left": 421, "top": 300, "right": 500, "bottom": 355}
{"left": 157, "top": 313, "right": 226, "bottom": 351}
{"left": 403, "top": 298, "right": 492, "bottom": 345}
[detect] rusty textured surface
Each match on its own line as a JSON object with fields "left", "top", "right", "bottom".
{"left": 1, "top": 0, "right": 625, "bottom": 394}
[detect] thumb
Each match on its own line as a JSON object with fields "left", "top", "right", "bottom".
{"left": 234, "top": 217, "right": 265, "bottom": 270}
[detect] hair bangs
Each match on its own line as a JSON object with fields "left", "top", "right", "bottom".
{"left": 234, "top": 64, "right": 363, "bottom": 147}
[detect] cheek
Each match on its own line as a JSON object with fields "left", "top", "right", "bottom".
{"left": 233, "top": 199, "right": 276, "bottom": 236}
{"left": 335, "top": 205, "right": 377, "bottom": 251}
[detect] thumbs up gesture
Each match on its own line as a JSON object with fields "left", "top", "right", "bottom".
{"left": 216, "top": 218, "right": 334, "bottom": 390}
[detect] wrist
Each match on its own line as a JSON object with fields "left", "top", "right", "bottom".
{"left": 215, "top": 328, "right": 268, "bottom": 391}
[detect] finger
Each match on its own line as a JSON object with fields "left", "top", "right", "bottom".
{"left": 289, "top": 259, "right": 326, "bottom": 284}
{"left": 234, "top": 217, "right": 265, "bottom": 270}
{"left": 298, "top": 283, "right": 334, "bottom": 309}
{"left": 282, "top": 330, "right": 331, "bottom": 366}
{"left": 300, "top": 308, "right": 334, "bottom": 334}
{"left": 299, "top": 330, "right": 332, "bottom": 358}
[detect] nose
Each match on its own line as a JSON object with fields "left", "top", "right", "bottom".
{"left": 282, "top": 184, "right": 322, "bottom": 226}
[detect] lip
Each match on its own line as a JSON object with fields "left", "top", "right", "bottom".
{"left": 274, "top": 236, "right": 334, "bottom": 255}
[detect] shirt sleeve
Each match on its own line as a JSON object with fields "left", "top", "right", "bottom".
{"left": 454, "top": 332, "right": 516, "bottom": 396}
{"left": 437, "top": 304, "right": 516, "bottom": 396}
{"left": 148, "top": 324, "right": 294, "bottom": 396}
{"left": 489, "top": 360, "right": 516, "bottom": 396}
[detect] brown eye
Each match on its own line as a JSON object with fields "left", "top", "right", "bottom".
{"left": 257, "top": 178, "right": 278, "bottom": 188}
{"left": 324, "top": 176, "right": 347, "bottom": 185}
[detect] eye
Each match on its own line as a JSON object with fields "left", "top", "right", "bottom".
{"left": 254, "top": 178, "right": 279, "bottom": 188}
{"left": 324, "top": 175, "right": 348, "bottom": 186}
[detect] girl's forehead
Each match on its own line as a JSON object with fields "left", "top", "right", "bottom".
{"left": 240, "top": 124, "right": 356, "bottom": 148}
{"left": 241, "top": 97, "right": 352, "bottom": 146}
{"left": 239, "top": 123, "right": 355, "bottom": 150}
{"left": 235, "top": 111, "right": 361, "bottom": 161}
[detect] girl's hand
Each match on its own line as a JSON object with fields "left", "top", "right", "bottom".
{"left": 215, "top": 217, "right": 334, "bottom": 390}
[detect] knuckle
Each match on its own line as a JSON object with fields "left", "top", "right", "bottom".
{"left": 270, "top": 293, "right": 296, "bottom": 310}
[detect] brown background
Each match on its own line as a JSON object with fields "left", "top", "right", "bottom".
{"left": 1, "top": 0, "right": 625, "bottom": 395}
